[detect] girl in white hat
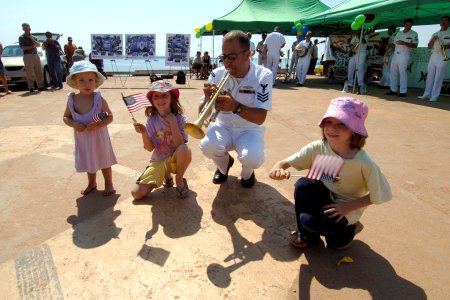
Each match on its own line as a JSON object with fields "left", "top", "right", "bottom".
{"left": 63, "top": 61, "right": 117, "bottom": 196}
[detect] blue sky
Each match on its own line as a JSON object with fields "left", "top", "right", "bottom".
{"left": 0, "top": 0, "right": 440, "bottom": 58}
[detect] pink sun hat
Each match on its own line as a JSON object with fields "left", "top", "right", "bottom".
{"left": 318, "top": 97, "right": 369, "bottom": 137}
{"left": 146, "top": 80, "right": 180, "bottom": 100}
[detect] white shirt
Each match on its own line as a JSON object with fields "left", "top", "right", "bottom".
{"left": 250, "top": 41, "right": 256, "bottom": 55}
{"left": 431, "top": 28, "right": 450, "bottom": 57}
{"left": 295, "top": 40, "right": 313, "bottom": 60}
{"left": 350, "top": 35, "right": 368, "bottom": 57}
{"left": 207, "top": 63, "right": 272, "bottom": 128}
{"left": 393, "top": 30, "right": 418, "bottom": 56}
{"left": 264, "top": 32, "right": 286, "bottom": 56}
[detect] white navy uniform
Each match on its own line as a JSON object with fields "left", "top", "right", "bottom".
{"left": 199, "top": 63, "right": 273, "bottom": 180}
{"left": 264, "top": 31, "right": 286, "bottom": 84}
{"left": 295, "top": 39, "right": 313, "bottom": 85}
{"left": 347, "top": 35, "right": 368, "bottom": 86}
{"left": 380, "top": 34, "right": 395, "bottom": 87}
{"left": 421, "top": 28, "right": 450, "bottom": 101}
{"left": 390, "top": 30, "right": 419, "bottom": 93}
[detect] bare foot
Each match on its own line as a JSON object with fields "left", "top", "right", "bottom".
{"left": 103, "top": 186, "right": 116, "bottom": 197}
{"left": 81, "top": 185, "right": 97, "bottom": 195}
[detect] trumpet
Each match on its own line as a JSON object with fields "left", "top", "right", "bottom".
{"left": 184, "top": 71, "right": 235, "bottom": 139}
{"left": 438, "top": 37, "right": 449, "bottom": 61}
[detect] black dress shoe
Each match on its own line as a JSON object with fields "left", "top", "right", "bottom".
{"left": 212, "top": 155, "right": 234, "bottom": 184}
{"left": 241, "top": 172, "right": 256, "bottom": 188}
{"left": 386, "top": 90, "right": 397, "bottom": 95}
{"left": 397, "top": 93, "right": 407, "bottom": 97}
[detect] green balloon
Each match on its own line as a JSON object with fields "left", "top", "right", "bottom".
{"left": 196, "top": 32, "right": 201, "bottom": 38}
{"left": 296, "top": 23, "right": 302, "bottom": 31}
{"left": 355, "top": 14, "right": 366, "bottom": 25}
{"left": 351, "top": 21, "right": 361, "bottom": 31}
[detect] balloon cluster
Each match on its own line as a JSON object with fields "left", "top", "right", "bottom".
{"left": 195, "top": 22, "right": 213, "bottom": 38}
{"left": 351, "top": 14, "right": 379, "bottom": 31}
{"left": 291, "top": 21, "right": 310, "bottom": 42}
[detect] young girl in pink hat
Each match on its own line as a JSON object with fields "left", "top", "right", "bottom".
{"left": 132, "top": 80, "right": 192, "bottom": 200}
{"left": 269, "top": 97, "right": 392, "bottom": 250}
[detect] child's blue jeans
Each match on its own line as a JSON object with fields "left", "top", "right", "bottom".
{"left": 294, "top": 178, "right": 356, "bottom": 248}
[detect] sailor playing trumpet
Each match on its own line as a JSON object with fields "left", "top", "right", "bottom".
{"left": 418, "top": 15, "right": 450, "bottom": 102}
{"left": 198, "top": 30, "right": 273, "bottom": 188}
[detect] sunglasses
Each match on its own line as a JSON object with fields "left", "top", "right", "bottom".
{"left": 221, "top": 50, "right": 247, "bottom": 61}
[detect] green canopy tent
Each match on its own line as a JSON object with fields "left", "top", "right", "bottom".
{"left": 298, "top": 0, "right": 450, "bottom": 36}
{"left": 200, "top": 0, "right": 330, "bottom": 36}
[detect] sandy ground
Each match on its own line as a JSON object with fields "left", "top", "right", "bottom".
{"left": 0, "top": 74, "right": 449, "bottom": 299}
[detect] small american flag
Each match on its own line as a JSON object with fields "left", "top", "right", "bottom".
{"left": 306, "top": 154, "right": 344, "bottom": 183}
{"left": 122, "top": 93, "right": 151, "bottom": 113}
{"left": 92, "top": 111, "right": 110, "bottom": 123}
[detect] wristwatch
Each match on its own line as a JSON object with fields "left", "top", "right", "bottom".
{"left": 233, "top": 103, "right": 242, "bottom": 114}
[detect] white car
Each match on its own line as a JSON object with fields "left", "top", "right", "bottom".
{"left": 2, "top": 33, "right": 69, "bottom": 87}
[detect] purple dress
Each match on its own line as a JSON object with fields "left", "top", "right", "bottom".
{"left": 68, "top": 91, "right": 117, "bottom": 173}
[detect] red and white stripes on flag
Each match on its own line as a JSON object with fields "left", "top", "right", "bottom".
{"left": 306, "top": 154, "right": 345, "bottom": 183}
{"left": 92, "top": 111, "right": 110, "bottom": 123}
{"left": 122, "top": 93, "right": 151, "bottom": 113}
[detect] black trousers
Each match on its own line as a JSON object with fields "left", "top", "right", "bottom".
{"left": 294, "top": 178, "right": 356, "bottom": 248}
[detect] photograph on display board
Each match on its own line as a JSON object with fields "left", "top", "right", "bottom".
{"left": 91, "top": 34, "right": 123, "bottom": 59}
{"left": 165, "top": 34, "right": 190, "bottom": 66}
{"left": 125, "top": 34, "right": 156, "bottom": 59}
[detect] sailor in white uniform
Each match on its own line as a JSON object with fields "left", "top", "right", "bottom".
{"left": 295, "top": 31, "right": 313, "bottom": 86}
{"left": 387, "top": 18, "right": 418, "bottom": 97}
{"left": 418, "top": 15, "right": 450, "bottom": 102}
{"left": 263, "top": 26, "right": 286, "bottom": 86}
{"left": 199, "top": 30, "right": 273, "bottom": 188}
{"left": 347, "top": 29, "right": 368, "bottom": 94}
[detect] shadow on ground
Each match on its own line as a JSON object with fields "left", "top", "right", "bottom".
{"left": 295, "top": 240, "right": 427, "bottom": 299}
{"left": 133, "top": 188, "right": 202, "bottom": 266}
{"left": 206, "top": 178, "right": 300, "bottom": 288}
{"left": 67, "top": 191, "right": 122, "bottom": 249}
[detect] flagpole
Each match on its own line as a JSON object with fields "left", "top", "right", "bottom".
{"left": 121, "top": 93, "right": 137, "bottom": 123}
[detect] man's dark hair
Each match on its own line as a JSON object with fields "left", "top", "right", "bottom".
{"left": 404, "top": 18, "right": 414, "bottom": 25}
{"left": 388, "top": 25, "right": 396, "bottom": 31}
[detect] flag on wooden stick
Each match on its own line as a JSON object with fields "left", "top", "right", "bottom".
{"left": 122, "top": 93, "right": 151, "bottom": 113}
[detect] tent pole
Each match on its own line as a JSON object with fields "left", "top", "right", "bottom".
{"left": 212, "top": 30, "right": 215, "bottom": 68}
{"left": 353, "top": 24, "right": 364, "bottom": 94}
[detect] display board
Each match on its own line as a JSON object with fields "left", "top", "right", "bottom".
{"left": 91, "top": 34, "right": 123, "bottom": 59}
{"left": 125, "top": 34, "right": 156, "bottom": 59}
{"left": 165, "top": 34, "right": 190, "bottom": 66}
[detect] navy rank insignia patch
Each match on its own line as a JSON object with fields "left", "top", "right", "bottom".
{"left": 257, "top": 83, "right": 269, "bottom": 102}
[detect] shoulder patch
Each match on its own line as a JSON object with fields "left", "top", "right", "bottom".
{"left": 257, "top": 83, "right": 269, "bottom": 102}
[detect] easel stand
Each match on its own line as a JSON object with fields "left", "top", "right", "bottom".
{"left": 144, "top": 59, "right": 155, "bottom": 83}
{"left": 109, "top": 59, "right": 135, "bottom": 88}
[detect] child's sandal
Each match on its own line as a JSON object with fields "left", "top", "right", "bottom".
{"left": 289, "top": 231, "right": 308, "bottom": 248}
{"left": 162, "top": 177, "right": 174, "bottom": 188}
{"left": 176, "top": 178, "right": 190, "bottom": 199}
